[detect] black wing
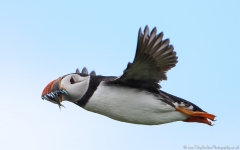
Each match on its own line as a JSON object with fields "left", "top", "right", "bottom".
{"left": 108, "top": 26, "right": 177, "bottom": 93}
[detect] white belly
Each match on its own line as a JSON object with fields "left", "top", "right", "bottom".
{"left": 84, "top": 82, "right": 187, "bottom": 125}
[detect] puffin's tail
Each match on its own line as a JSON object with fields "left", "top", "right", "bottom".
{"left": 160, "top": 90, "right": 216, "bottom": 126}
{"left": 176, "top": 107, "right": 216, "bottom": 126}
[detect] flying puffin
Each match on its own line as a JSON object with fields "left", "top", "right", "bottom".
{"left": 41, "top": 26, "right": 216, "bottom": 125}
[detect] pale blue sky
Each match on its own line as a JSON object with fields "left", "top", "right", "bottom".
{"left": 0, "top": 1, "right": 239, "bottom": 150}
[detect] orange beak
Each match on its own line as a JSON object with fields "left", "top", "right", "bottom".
{"left": 41, "top": 79, "right": 58, "bottom": 97}
{"left": 41, "top": 77, "right": 67, "bottom": 108}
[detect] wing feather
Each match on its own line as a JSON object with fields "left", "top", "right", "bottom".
{"left": 108, "top": 26, "right": 178, "bottom": 93}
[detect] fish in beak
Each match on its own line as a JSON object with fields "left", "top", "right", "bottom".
{"left": 41, "top": 77, "right": 68, "bottom": 108}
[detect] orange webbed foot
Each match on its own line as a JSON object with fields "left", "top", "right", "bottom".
{"left": 176, "top": 107, "right": 216, "bottom": 125}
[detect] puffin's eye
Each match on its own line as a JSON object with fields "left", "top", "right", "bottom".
{"left": 70, "top": 77, "right": 76, "bottom": 84}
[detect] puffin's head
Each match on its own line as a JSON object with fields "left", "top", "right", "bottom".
{"left": 41, "top": 67, "right": 96, "bottom": 108}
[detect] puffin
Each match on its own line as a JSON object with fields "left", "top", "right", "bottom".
{"left": 41, "top": 26, "right": 216, "bottom": 125}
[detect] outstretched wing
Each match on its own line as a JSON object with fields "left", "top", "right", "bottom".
{"left": 109, "top": 26, "right": 177, "bottom": 93}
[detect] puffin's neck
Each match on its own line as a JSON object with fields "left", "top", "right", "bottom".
{"left": 75, "top": 76, "right": 117, "bottom": 107}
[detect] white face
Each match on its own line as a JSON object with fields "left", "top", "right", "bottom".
{"left": 60, "top": 74, "right": 90, "bottom": 102}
